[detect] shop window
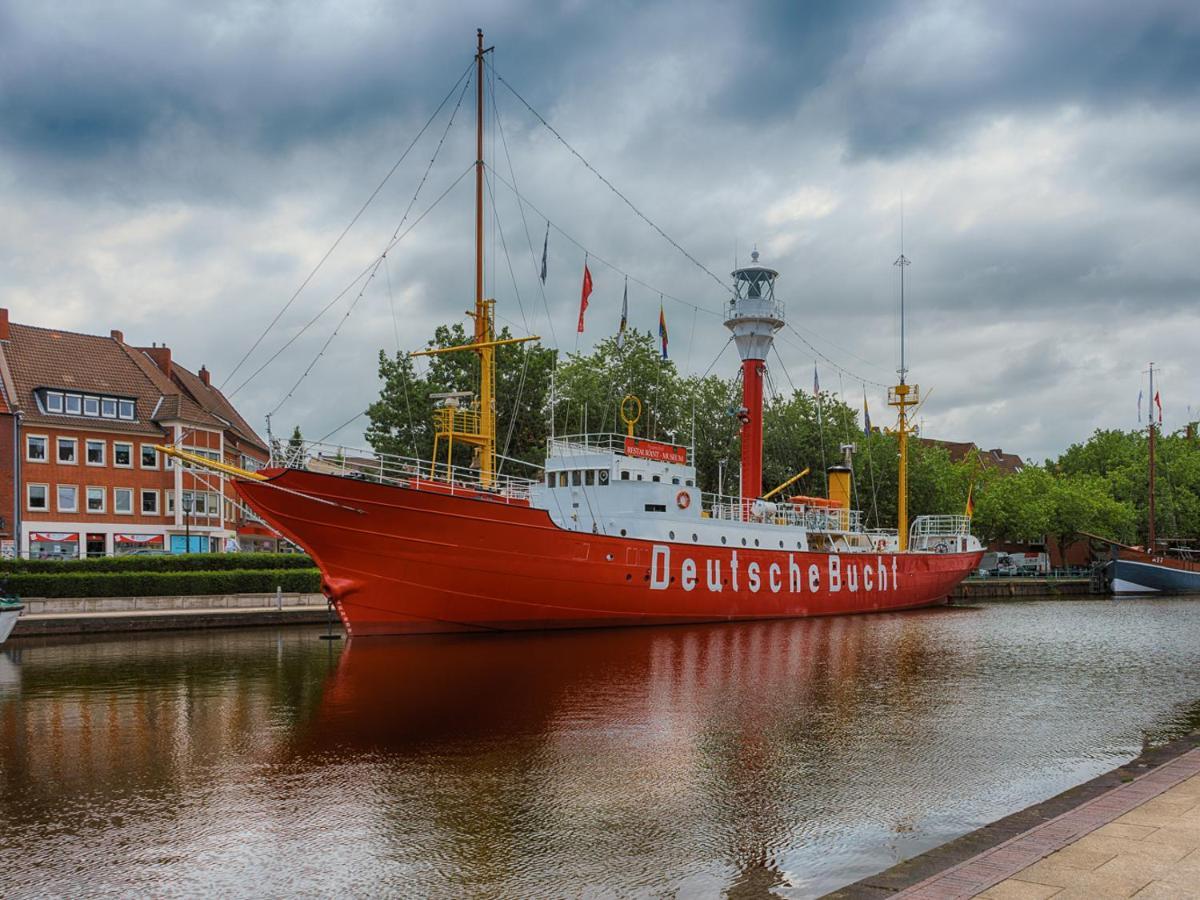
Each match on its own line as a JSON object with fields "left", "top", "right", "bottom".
{"left": 26, "top": 435, "right": 47, "bottom": 462}
{"left": 86, "top": 440, "right": 105, "bottom": 465}
{"left": 57, "top": 437, "right": 77, "bottom": 464}
{"left": 27, "top": 484, "right": 48, "bottom": 511}
{"left": 114, "top": 488, "right": 133, "bottom": 515}
{"left": 114, "top": 443, "right": 133, "bottom": 467}
{"left": 86, "top": 487, "right": 105, "bottom": 513}
{"left": 57, "top": 485, "right": 78, "bottom": 513}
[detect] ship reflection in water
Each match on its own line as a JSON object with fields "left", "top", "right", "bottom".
{"left": 3, "top": 601, "right": 1200, "bottom": 898}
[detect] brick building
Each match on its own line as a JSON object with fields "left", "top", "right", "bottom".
{"left": 0, "top": 309, "right": 276, "bottom": 558}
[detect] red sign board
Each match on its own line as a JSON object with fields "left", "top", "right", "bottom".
{"left": 624, "top": 437, "right": 687, "bottom": 464}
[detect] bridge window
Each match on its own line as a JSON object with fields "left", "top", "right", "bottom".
{"left": 546, "top": 473, "right": 554, "bottom": 488}
{"left": 571, "top": 470, "right": 582, "bottom": 486}
{"left": 585, "top": 470, "right": 595, "bottom": 486}
{"left": 652, "top": 475, "right": 661, "bottom": 483}
{"left": 558, "top": 472, "right": 568, "bottom": 487}
{"left": 620, "top": 471, "right": 630, "bottom": 481}
{"left": 644, "top": 504, "right": 666, "bottom": 513}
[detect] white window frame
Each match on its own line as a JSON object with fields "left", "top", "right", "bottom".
{"left": 25, "top": 433, "right": 48, "bottom": 463}
{"left": 26, "top": 483, "right": 48, "bottom": 511}
{"left": 140, "top": 444, "right": 159, "bottom": 469}
{"left": 113, "top": 442, "right": 133, "bottom": 468}
{"left": 44, "top": 391, "right": 64, "bottom": 414}
{"left": 167, "top": 491, "right": 175, "bottom": 514}
{"left": 140, "top": 489, "right": 159, "bottom": 516}
{"left": 85, "top": 439, "right": 106, "bottom": 467}
{"left": 83, "top": 395, "right": 100, "bottom": 417}
{"left": 56, "top": 484, "right": 78, "bottom": 513}
{"left": 118, "top": 399, "right": 135, "bottom": 420}
{"left": 64, "top": 394, "right": 82, "bottom": 415}
{"left": 206, "top": 491, "right": 220, "bottom": 516}
{"left": 57, "top": 436, "right": 78, "bottom": 465}
{"left": 101, "top": 398, "right": 118, "bottom": 418}
{"left": 86, "top": 486, "right": 106, "bottom": 514}
{"left": 113, "top": 487, "right": 134, "bottom": 515}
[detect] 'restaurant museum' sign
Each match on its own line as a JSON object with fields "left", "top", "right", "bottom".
{"left": 624, "top": 437, "right": 687, "bottom": 464}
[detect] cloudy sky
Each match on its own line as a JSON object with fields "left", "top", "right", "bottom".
{"left": 2, "top": 0, "right": 1198, "bottom": 461}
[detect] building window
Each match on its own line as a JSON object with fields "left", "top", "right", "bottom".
{"left": 57, "top": 437, "right": 77, "bottom": 464}
{"left": 26, "top": 435, "right": 47, "bottom": 462}
{"left": 118, "top": 399, "right": 135, "bottom": 420}
{"left": 206, "top": 492, "right": 220, "bottom": 516}
{"left": 167, "top": 491, "right": 175, "bottom": 514}
{"left": 86, "top": 486, "right": 106, "bottom": 513}
{"left": 140, "top": 444, "right": 158, "bottom": 469}
{"left": 44, "top": 392, "right": 64, "bottom": 414}
{"left": 101, "top": 398, "right": 117, "bottom": 418}
{"left": 141, "top": 489, "right": 159, "bottom": 515}
{"left": 65, "top": 394, "right": 82, "bottom": 415}
{"left": 83, "top": 396, "right": 100, "bottom": 416}
{"left": 114, "top": 488, "right": 133, "bottom": 515}
{"left": 113, "top": 443, "right": 133, "bottom": 467}
{"left": 86, "top": 440, "right": 105, "bottom": 466}
{"left": 27, "top": 484, "right": 48, "bottom": 511}
{"left": 57, "top": 484, "right": 78, "bottom": 513}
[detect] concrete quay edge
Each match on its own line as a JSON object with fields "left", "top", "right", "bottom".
{"left": 823, "top": 729, "right": 1200, "bottom": 898}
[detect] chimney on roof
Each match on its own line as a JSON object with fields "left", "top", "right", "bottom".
{"left": 0, "top": 308, "right": 9, "bottom": 341}
{"left": 199, "top": 365, "right": 210, "bottom": 386}
{"left": 110, "top": 329, "right": 124, "bottom": 343}
{"left": 145, "top": 345, "right": 172, "bottom": 379}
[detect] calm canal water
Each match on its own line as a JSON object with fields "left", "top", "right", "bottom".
{"left": 2, "top": 599, "right": 1200, "bottom": 898}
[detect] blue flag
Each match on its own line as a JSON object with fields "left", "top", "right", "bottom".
{"left": 863, "top": 390, "right": 871, "bottom": 437}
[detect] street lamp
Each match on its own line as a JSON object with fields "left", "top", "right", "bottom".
{"left": 182, "top": 492, "right": 193, "bottom": 554}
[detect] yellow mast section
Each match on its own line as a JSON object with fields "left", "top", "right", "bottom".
{"left": 154, "top": 445, "right": 267, "bottom": 481}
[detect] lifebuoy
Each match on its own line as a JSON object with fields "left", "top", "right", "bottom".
{"left": 676, "top": 491, "right": 691, "bottom": 510}
{"left": 875, "top": 538, "right": 887, "bottom": 552}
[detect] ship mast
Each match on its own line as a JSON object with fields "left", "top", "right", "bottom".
{"left": 888, "top": 233, "right": 918, "bottom": 551}
{"left": 1148, "top": 361, "right": 1156, "bottom": 552}
{"left": 411, "top": 30, "right": 537, "bottom": 487}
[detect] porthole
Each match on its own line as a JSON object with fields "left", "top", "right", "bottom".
{"left": 626, "top": 574, "right": 632, "bottom": 581}
{"left": 606, "top": 553, "right": 614, "bottom": 561}
{"left": 779, "top": 541, "right": 784, "bottom": 549}
{"left": 720, "top": 536, "right": 727, "bottom": 545}
{"left": 741, "top": 538, "right": 747, "bottom": 546}
{"left": 669, "top": 531, "right": 675, "bottom": 540}
{"left": 692, "top": 533, "right": 698, "bottom": 542}
{"left": 754, "top": 539, "right": 759, "bottom": 547}
{"left": 620, "top": 529, "right": 627, "bottom": 537}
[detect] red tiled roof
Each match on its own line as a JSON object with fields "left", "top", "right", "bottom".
{"left": 171, "top": 363, "right": 267, "bottom": 452}
{"left": 919, "top": 437, "right": 1026, "bottom": 475}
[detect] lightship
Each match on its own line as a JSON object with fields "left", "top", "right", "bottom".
{"left": 166, "top": 31, "right": 983, "bottom": 635}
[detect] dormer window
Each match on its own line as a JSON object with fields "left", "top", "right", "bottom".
{"left": 83, "top": 396, "right": 99, "bottom": 416}
{"left": 64, "top": 394, "right": 82, "bottom": 415}
{"left": 39, "top": 389, "right": 136, "bottom": 421}
{"left": 101, "top": 398, "right": 117, "bottom": 418}
{"left": 45, "top": 392, "right": 63, "bottom": 414}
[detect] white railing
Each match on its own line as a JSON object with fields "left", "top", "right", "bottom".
{"left": 548, "top": 433, "right": 691, "bottom": 459}
{"left": 283, "top": 440, "right": 536, "bottom": 503}
{"left": 909, "top": 515, "right": 972, "bottom": 540}
{"left": 702, "top": 493, "right": 864, "bottom": 532}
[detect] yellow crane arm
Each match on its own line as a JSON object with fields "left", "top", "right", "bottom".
{"left": 154, "top": 445, "right": 268, "bottom": 481}
{"left": 410, "top": 335, "right": 540, "bottom": 357}
{"left": 763, "top": 467, "right": 811, "bottom": 501}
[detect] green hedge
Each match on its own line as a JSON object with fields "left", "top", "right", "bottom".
{"left": 0, "top": 552, "right": 314, "bottom": 575}
{"left": 2, "top": 568, "right": 322, "bottom": 599}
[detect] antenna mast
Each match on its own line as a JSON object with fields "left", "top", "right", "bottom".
{"left": 889, "top": 207, "right": 918, "bottom": 550}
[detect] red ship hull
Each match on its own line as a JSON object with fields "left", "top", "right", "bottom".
{"left": 236, "top": 469, "right": 983, "bottom": 636}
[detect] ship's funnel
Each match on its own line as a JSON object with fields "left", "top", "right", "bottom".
{"left": 725, "top": 250, "right": 785, "bottom": 501}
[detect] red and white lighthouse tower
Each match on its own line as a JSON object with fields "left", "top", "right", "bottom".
{"left": 725, "top": 250, "right": 785, "bottom": 500}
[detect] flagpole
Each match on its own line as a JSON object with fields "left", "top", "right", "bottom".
{"left": 1149, "top": 361, "right": 1156, "bottom": 551}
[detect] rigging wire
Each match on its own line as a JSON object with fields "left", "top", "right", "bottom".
{"left": 267, "top": 163, "right": 474, "bottom": 417}
{"left": 221, "top": 61, "right": 474, "bottom": 390}
{"left": 780, "top": 323, "right": 890, "bottom": 390}
{"left": 231, "top": 73, "right": 475, "bottom": 402}
{"left": 485, "top": 164, "right": 721, "bottom": 321}
{"left": 495, "top": 71, "right": 731, "bottom": 297}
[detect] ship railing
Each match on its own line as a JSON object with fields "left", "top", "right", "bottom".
{"left": 909, "top": 515, "right": 972, "bottom": 541}
{"left": 291, "top": 441, "right": 536, "bottom": 502}
{"left": 547, "top": 433, "right": 691, "bottom": 459}
{"left": 702, "top": 493, "right": 863, "bottom": 531}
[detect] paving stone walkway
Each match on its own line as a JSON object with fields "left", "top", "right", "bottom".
{"left": 893, "top": 749, "right": 1200, "bottom": 899}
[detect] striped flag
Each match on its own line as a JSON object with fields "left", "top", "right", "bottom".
{"left": 658, "top": 301, "right": 668, "bottom": 359}
{"left": 616, "top": 278, "right": 628, "bottom": 349}
{"left": 813, "top": 363, "right": 820, "bottom": 397}
{"left": 862, "top": 390, "right": 871, "bottom": 437}
{"left": 539, "top": 222, "right": 549, "bottom": 283}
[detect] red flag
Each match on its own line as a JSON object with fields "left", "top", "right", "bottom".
{"left": 1154, "top": 391, "right": 1162, "bottom": 424}
{"left": 577, "top": 263, "right": 592, "bottom": 333}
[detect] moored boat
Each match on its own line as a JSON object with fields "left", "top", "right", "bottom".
{"left": 0, "top": 596, "right": 23, "bottom": 644}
